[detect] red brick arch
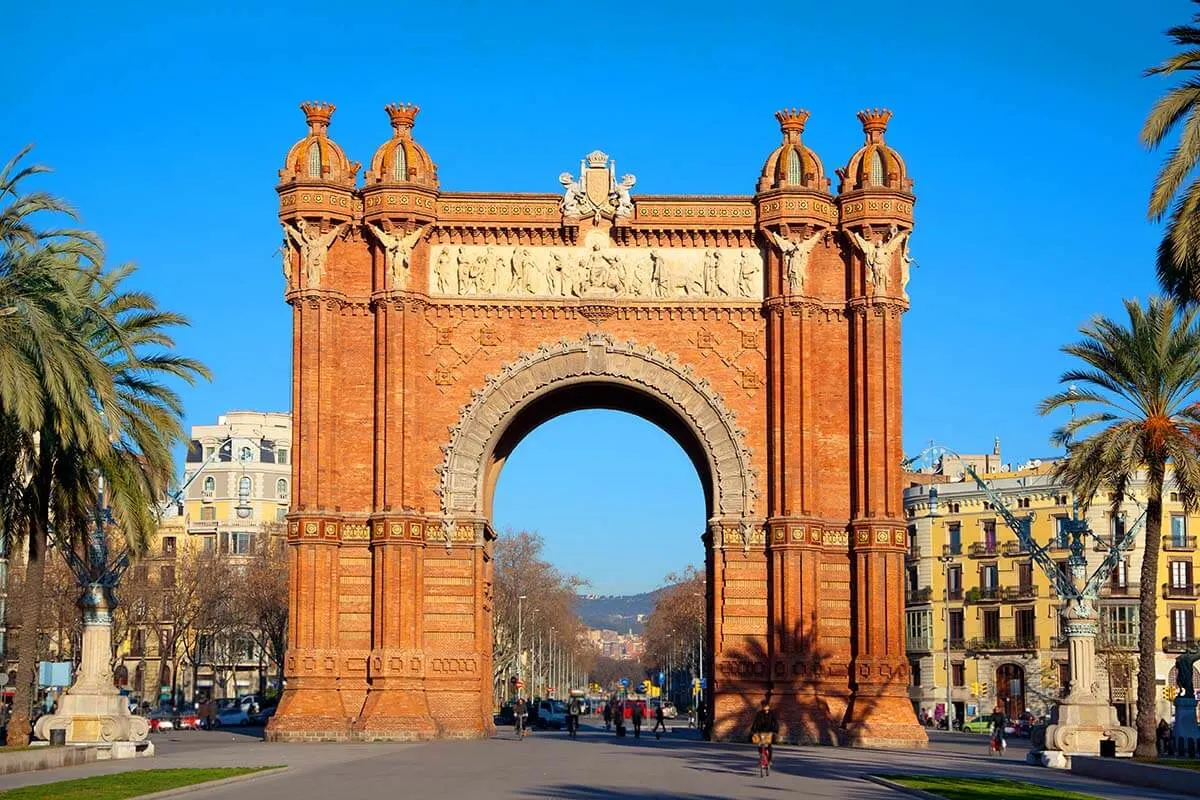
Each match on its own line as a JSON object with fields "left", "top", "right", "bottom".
{"left": 267, "top": 103, "right": 926, "bottom": 748}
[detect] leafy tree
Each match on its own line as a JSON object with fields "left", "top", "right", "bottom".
{"left": 1039, "top": 296, "right": 1200, "bottom": 758}
{"left": 1143, "top": 1, "right": 1200, "bottom": 302}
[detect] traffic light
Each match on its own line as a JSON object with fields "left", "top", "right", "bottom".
{"left": 979, "top": 682, "right": 988, "bottom": 697}
{"left": 1165, "top": 685, "right": 1179, "bottom": 702}
{"left": 970, "top": 681, "right": 981, "bottom": 697}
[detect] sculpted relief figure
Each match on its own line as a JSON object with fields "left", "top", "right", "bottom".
{"left": 279, "top": 239, "right": 293, "bottom": 283}
{"left": 434, "top": 248, "right": 455, "bottom": 294}
{"left": 456, "top": 247, "right": 473, "bottom": 294}
{"left": 285, "top": 219, "right": 347, "bottom": 288}
{"left": 768, "top": 226, "right": 827, "bottom": 294}
{"left": 559, "top": 172, "right": 587, "bottom": 217}
{"left": 367, "top": 223, "right": 428, "bottom": 290}
{"left": 611, "top": 174, "right": 636, "bottom": 218}
{"left": 849, "top": 224, "right": 906, "bottom": 292}
{"left": 651, "top": 249, "right": 702, "bottom": 297}
{"left": 899, "top": 231, "right": 914, "bottom": 300}
{"left": 737, "top": 251, "right": 758, "bottom": 298}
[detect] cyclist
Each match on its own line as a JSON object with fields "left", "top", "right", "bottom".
{"left": 514, "top": 696, "right": 528, "bottom": 740}
{"left": 750, "top": 700, "right": 779, "bottom": 775}
{"left": 989, "top": 703, "right": 1007, "bottom": 755}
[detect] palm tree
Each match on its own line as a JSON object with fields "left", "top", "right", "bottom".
{"left": 1039, "top": 297, "right": 1200, "bottom": 758}
{"left": 4, "top": 262, "right": 208, "bottom": 745}
{"left": 1143, "top": 1, "right": 1200, "bottom": 303}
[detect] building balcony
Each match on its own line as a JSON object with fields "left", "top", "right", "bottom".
{"left": 906, "top": 636, "right": 933, "bottom": 653}
{"left": 1163, "top": 583, "right": 1200, "bottom": 599}
{"left": 905, "top": 546, "right": 922, "bottom": 563}
{"left": 1001, "top": 540, "right": 1030, "bottom": 557}
{"left": 1050, "top": 634, "right": 1069, "bottom": 649}
{"left": 1164, "top": 536, "right": 1197, "bottom": 552}
{"left": 188, "top": 520, "right": 219, "bottom": 534}
{"left": 947, "top": 587, "right": 964, "bottom": 602}
{"left": 1002, "top": 585, "right": 1039, "bottom": 601}
{"left": 964, "top": 586, "right": 1002, "bottom": 604}
{"left": 966, "top": 637, "right": 1039, "bottom": 653}
{"left": 1164, "top": 637, "right": 1200, "bottom": 654}
{"left": 1099, "top": 582, "right": 1140, "bottom": 598}
{"left": 967, "top": 542, "right": 999, "bottom": 558}
{"left": 906, "top": 586, "right": 933, "bottom": 605}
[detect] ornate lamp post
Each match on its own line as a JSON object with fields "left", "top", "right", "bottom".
{"left": 516, "top": 595, "right": 527, "bottom": 701}
{"left": 904, "top": 443, "right": 1138, "bottom": 767}
{"left": 937, "top": 544, "right": 956, "bottom": 731}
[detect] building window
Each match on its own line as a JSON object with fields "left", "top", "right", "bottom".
{"left": 1017, "top": 561, "right": 1033, "bottom": 590}
{"left": 162, "top": 537, "right": 176, "bottom": 557}
{"left": 980, "top": 563, "right": 998, "bottom": 590}
{"left": 277, "top": 448, "right": 289, "bottom": 465}
{"left": 202, "top": 476, "right": 215, "bottom": 495}
{"left": 983, "top": 609, "right": 1000, "bottom": 641}
{"left": 1055, "top": 494, "right": 1068, "bottom": 506}
{"left": 307, "top": 141, "right": 321, "bottom": 177}
{"left": 200, "top": 506, "right": 215, "bottom": 521}
{"left": 948, "top": 522, "right": 962, "bottom": 555}
{"left": 1015, "top": 608, "right": 1036, "bottom": 644}
{"left": 787, "top": 150, "right": 803, "bottom": 184}
{"left": 906, "top": 610, "right": 932, "bottom": 650}
{"left": 1110, "top": 514, "right": 1125, "bottom": 543}
{"left": 1172, "top": 515, "right": 1188, "bottom": 546}
{"left": 159, "top": 630, "right": 173, "bottom": 658}
{"left": 1110, "top": 559, "right": 1128, "bottom": 588}
{"left": 1016, "top": 497, "right": 1030, "bottom": 509}
{"left": 203, "top": 446, "right": 215, "bottom": 461}
{"left": 948, "top": 609, "right": 964, "bottom": 645}
{"left": 1101, "top": 604, "right": 1139, "bottom": 649}
{"left": 948, "top": 502, "right": 960, "bottom": 514}
{"left": 1171, "top": 560, "right": 1193, "bottom": 589}
{"left": 1173, "top": 607, "right": 1195, "bottom": 642}
{"left": 1172, "top": 492, "right": 1181, "bottom": 502}
{"left": 276, "top": 507, "right": 288, "bottom": 522}
{"left": 202, "top": 535, "right": 215, "bottom": 553}
{"left": 870, "top": 150, "right": 885, "bottom": 185}
{"left": 276, "top": 479, "right": 288, "bottom": 497}
{"left": 982, "top": 519, "right": 997, "bottom": 548}
{"left": 160, "top": 565, "right": 175, "bottom": 588}
{"left": 947, "top": 565, "right": 962, "bottom": 600}
{"left": 130, "top": 629, "right": 145, "bottom": 658}
{"left": 231, "top": 531, "right": 255, "bottom": 555}
{"left": 393, "top": 144, "right": 408, "bottom": 180}
{"left": 1054, "top": 517, "right": 1070, "bottom": 548}
{"left": 952, "top": 662, "right": 965, "bottom": 687}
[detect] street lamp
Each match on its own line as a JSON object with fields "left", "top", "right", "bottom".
{"left": 517, "top": 595, "right": 527, "bottom": 700}
{"left": 937, "top": 543, "right": 956, "bottom": 731}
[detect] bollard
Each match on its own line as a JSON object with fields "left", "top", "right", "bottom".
{"left": 48, "top": 728, "right": 66, "bottom": 747}
{"left": 1099, "top": 739, "right": 1116, "bottom": 758}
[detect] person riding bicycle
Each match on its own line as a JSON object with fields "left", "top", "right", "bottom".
{"left": 514, "top": 696, "right": 529, "bottom": 738}
{"left": 989, "top": 703, "right": 1007, "bottom": 754}
{"left": 750, "top": 700, "right": 779, "bottom": 766}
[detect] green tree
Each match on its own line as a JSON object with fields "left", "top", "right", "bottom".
{"left": 0, "top": 147, "right": 208, "bottom": 744}
{"left": 1039, "top": 296, "right": 1200, "bottom": 758}
{"left": 1143, "top": 1, "right": 1200, "bottom": 302}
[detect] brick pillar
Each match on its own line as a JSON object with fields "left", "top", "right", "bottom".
{"left": 354, "top": 518, "right": 437, "bottom": 739}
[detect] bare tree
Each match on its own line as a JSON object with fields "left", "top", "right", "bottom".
{"left": 234, "top": 525, "right": 288, "bottom": 697}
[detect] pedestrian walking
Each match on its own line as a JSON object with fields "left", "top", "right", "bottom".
{"left": 603, "top": 701, "right": 612, "bottom": 731}
{"left": 631, "top": 700, "right": 643, "bottom": 739}
{"left": 652, "top": 703, "right": 666, "bottom": 739}
{"left": 567, "top": 695, "right": 582, "bottom": 739}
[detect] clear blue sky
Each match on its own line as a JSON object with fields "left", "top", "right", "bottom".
{"left": 4, "top": 1, "right": 1185, "bottom": 592}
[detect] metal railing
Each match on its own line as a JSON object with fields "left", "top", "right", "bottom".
{"left": 906, "top": 586, "right": 933, "bottom": 604}
{"left": 1002, "top": 585, "right": 1039, "bottom": 601}
{"left": 1163, "top": 583, "right": 1199, "bottom": 599}
{"left": 1099, "top": 582, "right": 1140, "bottom": 598}
{"left": 966, "top": 637, "right": 1039, "bottom": 653}
{"left": 1164, "top": 637, "right": 1200, "bottom": 653}
{"left": 965, "top": 586, "right": 1002, "bottom": 603}
{"left": 905, "top": 546, "right": 922, "bottom": 562}
{"left": 1000, "top": 540, "right": 1030, "bottom": 557}
{"left": 1164, "top": 536, "right": 1198, "bottom": 552}
{"left": 967, "top": 542, "right": 999, "bottom": 558}
{"left": 905, "top": 636, "right": 933, "bottom": 653}
{"left": 1097, "top": 632, "right": 1139, "bottom": 651}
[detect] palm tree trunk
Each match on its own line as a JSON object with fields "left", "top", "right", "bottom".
{"left": 1135, "top": 467, "right": 1165, "bottom": 758}
{"left": 7, "top": 521, "right": 47, "bottom": 746}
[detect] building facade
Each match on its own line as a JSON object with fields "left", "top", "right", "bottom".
{"left": 115, "top": 411, "right": 291, "bottom": 705}
{"left": 904, "top": 450, "right": 1186, "bottom": 726}
{"left": 269, "top": 102, "right": 924, "bottom": 746}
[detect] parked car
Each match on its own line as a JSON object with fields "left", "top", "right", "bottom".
{"left": 620, "top": 699, "right": 650, "bottom": 721}
{"left": 176, "top": 711, "right": 200, "bottom": 730}
{"left": 962, "top": 716, "right": 992, "bottom": 734}
{"left": 494, "top": 703, "right": 515, "bottom": 726}
{"left": 212, "top": 705, "right": 249, "bottom": 727}
{"left": 147, "top": 710, "right": 175, "bottom": 732}
{"left": 248, "top": 704, "right": 277, "bottom": 726}
{"left": 657, "top": 702, "right": 678, "bottom": 720}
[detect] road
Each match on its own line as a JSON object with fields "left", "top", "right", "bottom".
{"left": 0, "top": 721, "right": 1187, "bottom": 799}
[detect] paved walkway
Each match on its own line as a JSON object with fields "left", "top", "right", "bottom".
{"left": 0, "top": 725, "right": 1191, "bottom": 799}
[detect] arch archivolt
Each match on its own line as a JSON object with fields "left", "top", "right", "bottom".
{"left": 435, "top": 332, "right": 759, "bottom": 522}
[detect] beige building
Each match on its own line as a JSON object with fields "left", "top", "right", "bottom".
{"left": 904, "top": 445, "right": 1187, "bottom": 727}
{"left": 116, "top": 411, "right": 291, "bottom": 705}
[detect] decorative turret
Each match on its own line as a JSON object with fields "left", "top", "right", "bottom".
{"left": 836, "top": 108, "right": 916, "bottom": 301}
{"left": 755, "top": 109, "right": 836, "bottom": 299}
{"left": 757, "top": 109, "right": 829, "bottom": 192}
{"left": 279, "top": 102, "right": 359, "bottom": 188}
{"left": 366, "top": 103, "right": 439, "bottom": 189}
{"left": 836, "top": 109, "right": 911, "bottom": 194}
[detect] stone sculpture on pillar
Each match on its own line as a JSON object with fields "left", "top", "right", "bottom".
{"left": 1173, "top": 647, "right": 1200, "bottom": 752}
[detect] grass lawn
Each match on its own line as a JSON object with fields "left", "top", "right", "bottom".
{"left": 878, "top": 775, "right": 1102, "bottom": 800}
{"left": 1136, "top": 757, "right": 1200, "bottom": 770}
{"left": 0, "top": 767, "right": 280, "bottom": 799}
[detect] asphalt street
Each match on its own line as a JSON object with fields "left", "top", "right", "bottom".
{"left": 0, "top": 721, "right": 1188, "bottom": 799}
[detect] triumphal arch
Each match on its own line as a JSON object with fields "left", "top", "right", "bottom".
{"left": 268, "top": 101, "right": 926, "bottom": 748}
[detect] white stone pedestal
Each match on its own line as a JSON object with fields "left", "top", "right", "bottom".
{"left": 1032, "top": 606, "right": 1136, "bottom": 768}
{"left": 32, "top": 586, "right": 149, "bottom": 749}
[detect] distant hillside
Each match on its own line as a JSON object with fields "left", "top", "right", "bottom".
{"left": 576, "top": 589, "right": 665, "bottom": 634}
